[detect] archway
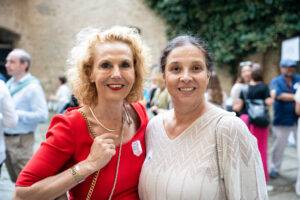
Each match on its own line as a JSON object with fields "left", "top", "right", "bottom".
{"left": 0, "top": 27, "right": 20, "bottom": 81}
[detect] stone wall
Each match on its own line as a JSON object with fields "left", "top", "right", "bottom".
{"left": 0, "top": 0, "right": 282, "bottom": 97}
{"left": 0, "top": 0, "right": 167, "bottom": 93}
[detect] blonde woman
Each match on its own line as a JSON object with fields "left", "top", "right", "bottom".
{"left": 14, "top": 26, "right": 149, "bottom": 200}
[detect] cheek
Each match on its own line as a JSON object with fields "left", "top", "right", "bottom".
{"left": 125, "top": 69, "right": 136, "bottom": 88}
{"left": 164, "top": 72, "right": 174, "bottom": 83}
{"left": 164, "top": 75, "right": 177, "bottom": 91}
{"left": 129, "top": 69, "right": 136, "bottom": 82}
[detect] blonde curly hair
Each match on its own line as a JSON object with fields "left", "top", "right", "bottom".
{"left": 67, "top": 26, "right": 150, "bottom": 106}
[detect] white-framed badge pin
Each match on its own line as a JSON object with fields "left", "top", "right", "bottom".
{"left": 132, "top": 140, "right": 143, "bottom": 156}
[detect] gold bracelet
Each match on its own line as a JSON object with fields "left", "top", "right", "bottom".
{"left": 70, "top": 164, "right": 85, "bottom": 184}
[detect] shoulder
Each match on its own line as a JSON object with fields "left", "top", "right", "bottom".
{"left": 0, "top": 80, "right": 8, "bottom": 92}
{"left": 0, "top": 80, "right": 5, "bottom": 87}
{"left": 217, "top": 114, "right": 257, "bottom": 149}
{"left": 208, "top": 103, "right": 234, "bottom": 116}
{"left": 270, "top": 76, "right": 281, "bottom": 84}
{"left": 273, "top": 75, "right": 284, "bottom": 83}
{"left": 47, "top": 108, "right": 85, "bottom": 138}
{"left": 146, "top": 112, "right": 165, "bottom": 133}
{"left": 26, "top": 78, "right": 43, "bottom": 91}
{"left": 294, "top": 74, "right": 300, "bottom": 80}
{"left": 51, "top": 108, "right": 83, "bottom": 126}
{"left": 131, "top": 102, "right": 148, "bottom": 123}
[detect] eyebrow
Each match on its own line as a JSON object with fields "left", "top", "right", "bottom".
{"left": 120, "top": 59, "right": 132, "bottom": 63}
{"left": 191, "top": 61, "right": 205, "bottom": 65}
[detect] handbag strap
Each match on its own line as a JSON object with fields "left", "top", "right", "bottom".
{"left": 241, "top": 85, "right": 249, "bottom": 102}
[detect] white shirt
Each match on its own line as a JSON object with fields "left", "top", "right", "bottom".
{"left": 54, "top": 84, "right": 71, "bottom": 112}
{"left": 0, "top": 80, "right": 18, "bottom": 163}
{"left": 230, "top": 83, "right": 246, "bottom": 101}
{"left": 5, "top": 73, "right": 48, "bottom": 134}
{"left": 139, "top": 104, "right": 268, "bottom": 200}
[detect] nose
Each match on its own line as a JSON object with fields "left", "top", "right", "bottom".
{"left": 5, "top": 61, "right": 9, "bottom": 68}
{"left": 111, "top": 66, "right": 121, "bottom": 78}
{"left": 180, "top": 70, "right": 192, "bottom": 83}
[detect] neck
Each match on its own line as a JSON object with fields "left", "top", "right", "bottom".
{"left": 93, "top": 100, "right": 124, "bottom": 122}
{"left": 14, "top": 72, "right": 27, "bottom": 82}
{"left": 284, "top": 76, "right": 292, "bottom": 82}
{"left": 172, "top": 98, "right": 208, "bottom": 125}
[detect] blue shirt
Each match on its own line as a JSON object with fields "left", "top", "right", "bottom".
{"left": 5, "top": 73, "right": 48, "bottom": 134}
{"left": 270, "top": 74, "right": 300, "bottom": 126}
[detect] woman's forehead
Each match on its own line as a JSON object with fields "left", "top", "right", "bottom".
{"left": 166, "top": 44, "right": 205, "bottom": 64}
{"left": 93, "top": 41, "right": 133, "bottom": 59}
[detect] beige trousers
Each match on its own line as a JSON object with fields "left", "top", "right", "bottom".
{"left": 4, "top": 132, "right": 34, "bottom": 182}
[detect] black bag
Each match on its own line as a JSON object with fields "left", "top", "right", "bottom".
{"left": 242, "top": 87, "right": 270, "bottom": 127}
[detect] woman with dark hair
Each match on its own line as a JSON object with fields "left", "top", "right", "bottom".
{"left": 139, "top": 36, "right": 267, "bottom": 199}
{"left": 234, "top": 65, "right": 272, "bottom": 183}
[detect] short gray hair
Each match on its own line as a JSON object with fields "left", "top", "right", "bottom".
{"left": 10, "top": 49, "right": 31, "bottom": 71}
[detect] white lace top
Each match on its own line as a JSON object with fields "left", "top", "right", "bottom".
{"left": 138, "top": 104, "right": 268, "bottom": 200}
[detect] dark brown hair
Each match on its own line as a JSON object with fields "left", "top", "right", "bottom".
{"left": 160, "top": 35, "right": 213, "bottom": 73}
{"left": 207, "top": 72, "right": 224, "bottom": 106}
{"left": 251, "top": 66, "right": 264, "bottom": 82}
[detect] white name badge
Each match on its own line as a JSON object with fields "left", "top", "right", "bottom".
{"left": 132, "top": 140, "right": 143, "bottom": 157}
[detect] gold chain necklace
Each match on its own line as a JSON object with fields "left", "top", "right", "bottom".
{"left": 85, "top": 105, "right": 132, "bottom": 200}
{"left": 89, "top": 106, "right": 118, "bottom": 132}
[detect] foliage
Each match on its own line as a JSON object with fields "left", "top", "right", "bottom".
{"left": 144, "top": 0, "right": 300, "bottom": 74}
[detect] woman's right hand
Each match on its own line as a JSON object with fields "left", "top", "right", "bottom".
{"left": 84, "top": 133, "right": 118, "bottom": 172}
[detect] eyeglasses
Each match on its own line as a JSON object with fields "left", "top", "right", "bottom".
{"left": 239, "top": 61, "right": 252, "bottom": 67}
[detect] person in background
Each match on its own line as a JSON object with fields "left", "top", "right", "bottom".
{"left": 293, "top": 82, "right": 300, "bottom": 196}
{"left": 146, "top": 69, "right": 159, "bottom": 109}
{"left": 0, "top": 72, "right": 7, "bottom": 82}
{"left": 0, "top": 80, "right": 18, "bottom": 176}
{"left": 230, "top": 61, "right": 252, "bottom": 114}
{"left": 233, "top": 65, "right": 272, "bottom": 182}
{"left": 149, "top": 72, "right": 171, "bottom": 116}
{"left": 4, "top": 49, "right": 48, "bottom": 182}
{"left": 139, "top": 35, "right": 267, "bottom": 199}
{"left": 205, "top": 71, "right": 227, "bottom": 108}
{"left": 269, "top": 59, "right": 300, "bottom": 179}
{"left": 14, "top": 26, "right": 149, "bottom": 200}
{"left": 48, "top": 75, "right": 71, "bottom": 113}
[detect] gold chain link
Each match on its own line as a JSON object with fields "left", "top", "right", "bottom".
{"left": 85, "top": 171, "right": 100, "bottom": 200}
{"left": 80, "top": 104, "right": 130, "bottom": 200}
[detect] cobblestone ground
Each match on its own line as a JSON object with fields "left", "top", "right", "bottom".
{"left": 0, "top": 120, "right": 299, "bottom": 199}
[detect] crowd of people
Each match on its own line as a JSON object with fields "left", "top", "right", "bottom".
{"left": 0, "top": 25, "right": 299, "bottom": 199}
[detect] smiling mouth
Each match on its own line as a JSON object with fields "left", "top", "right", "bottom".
{"left": 106, "top": 84, "right": 125, "bottom": 90}
{"left": 178, "top": 87, "right": 195, "bottom": 92}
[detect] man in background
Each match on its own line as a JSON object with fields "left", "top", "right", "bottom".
{"left": 4, "top": 49, "right": 48, "bottom": 182}
{"left": 269, "top": 59, "right": 300, "bottom": 179}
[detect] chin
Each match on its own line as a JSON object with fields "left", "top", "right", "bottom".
{"left": 105, "top": 94, "right": 128, "bottom": 102}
